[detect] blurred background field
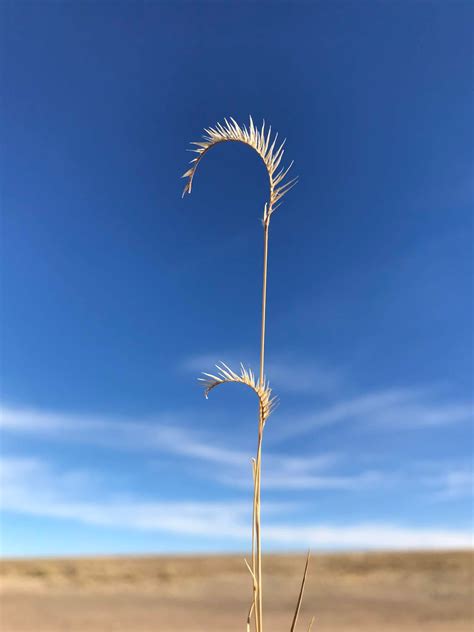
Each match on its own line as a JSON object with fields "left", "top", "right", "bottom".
{"left": 1, "top": 550, "right": 472, "bottom": 632}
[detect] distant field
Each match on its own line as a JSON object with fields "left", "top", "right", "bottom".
{"left": 1, "top": 551, "right": 472, "bottom": 631}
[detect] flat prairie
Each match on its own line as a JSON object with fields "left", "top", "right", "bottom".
{"left": 1, "top": 551, "right": 472, "bottom": 631}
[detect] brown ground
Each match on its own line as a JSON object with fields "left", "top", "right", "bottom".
{"left": 0, "top": 551, "right": 472, "bottom": 631}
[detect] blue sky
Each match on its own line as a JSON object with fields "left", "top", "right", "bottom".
{"left": 1, "top": 1, "right": 472, "bottom": 557}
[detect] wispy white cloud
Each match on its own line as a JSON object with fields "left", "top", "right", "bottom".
{"left": 3, "top": 403, "right": 472, "bottom": 495}
{"left": 1, "top": 457, "right": 471, "bottom": 550}
{"left": 0, "top": 404, "right": 380, "bottom": 492}
{"left": 263, "top": 524, "right": 472, "bottom": 550}
{"left": 0, "top": 457, "right": 251, "bottom": 538}
{"left": 0, "top": 404, "right": 248, "bottom": 467}
{"left": 273, "top": 388, "right": 473, "bottom": 439}
{"left": 183, "top": 355, "right": 473, "bottom": 437}
{"left": 221, "top": 452, "right": 384, "bottom": 491}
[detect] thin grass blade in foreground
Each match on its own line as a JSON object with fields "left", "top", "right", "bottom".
{"left": 289, "top": 551, "right": 312, "bottom": 632}
{"left": 182, "top": 117, "right": 306, "bottom": 631}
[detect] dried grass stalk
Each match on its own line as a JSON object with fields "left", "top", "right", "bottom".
{"left": 199, "top": 362, "right": 277, "bottom": 424}
{"left": 182, "top": 116, "right": 298, "bottom": 222}
{"left": 182, "top": 117, "right": 306, "bottom": 632}
{"left": 290, "top": 551, "right": 311, "bottom": 632}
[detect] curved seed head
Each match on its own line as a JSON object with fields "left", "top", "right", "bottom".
{"left": 198, "top": 362, "right": 277, "bottom": 425}
{"left": 182, "top": 116, "right": 298, "bottom": 218}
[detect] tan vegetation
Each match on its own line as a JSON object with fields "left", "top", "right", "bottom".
{"left": 1, "top": 551, "right": 472, "bottom": 631}
{"left": 183, "top": 116, "right": 302, "bottom": 631}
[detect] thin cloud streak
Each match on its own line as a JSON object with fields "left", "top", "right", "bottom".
{"left": 273, "top": 388, "right": 473, "bottom": 440}
{"left": 0, "top": 405, "right": 379, "bottom": 492}
{"left": 0, "top": 404, "right": 249, "bottom": 467}
{"left": 2, "top": 404, "right": 472, "bottom": 495}
{"left": 183, "top": 356, "right": 473, "bottom": 439}
{"left": 1, "top": 457, "right": 471, "bottom": 551}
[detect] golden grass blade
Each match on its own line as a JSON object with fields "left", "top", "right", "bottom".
{"left": 181, "top": 116, "right": 297, "bottom": 220}
{"left": 183, "top": 117, "right": 298, "bottom": 632}
{"left": 250, "top": 457, "right": 258, "bottom": 629}
{"left": 199, "top": 362, "right": 277, "bottom": 424}
{"left": 247, "top": 602, "right": 255, "bottom": 632}
{"left": 244, "top": 558, "right": 258, "bottom": 632}
{"left": 244, "top": 558, "right": 257, "bottom": 589}
{"left": 307, "top": 615, "right": 316, "bottom": 631}
{"left": 289, "top": 551, "right": 311, "bottom": 632}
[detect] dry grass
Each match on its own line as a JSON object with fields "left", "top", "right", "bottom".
{"left": 1, "top": 551, "right": 472, "bottom": 631}
{"left": 181, "top": 116, "right": 298, "bottom": 213}
{"left": 199, "top": 363, "right": 277, "bottom": 426}
{"left": 183, "top": 117, "right": 300, "bottom": 631}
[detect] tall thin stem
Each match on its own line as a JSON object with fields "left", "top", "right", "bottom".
{"left": 254, "top": 215, "right": 270, "bottom": 632}
{"left": 254, "top": 429, "right": 263, "bottom": 631}
{"left": 183, "top": 118, "right": 297, "bottom": 632}
{"left": 259, "top": 219, "right": 270, "bottom": 386}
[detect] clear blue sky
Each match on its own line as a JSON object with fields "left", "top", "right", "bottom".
{"left": 1, "top": 1, "right": 472, "bottom": 556}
